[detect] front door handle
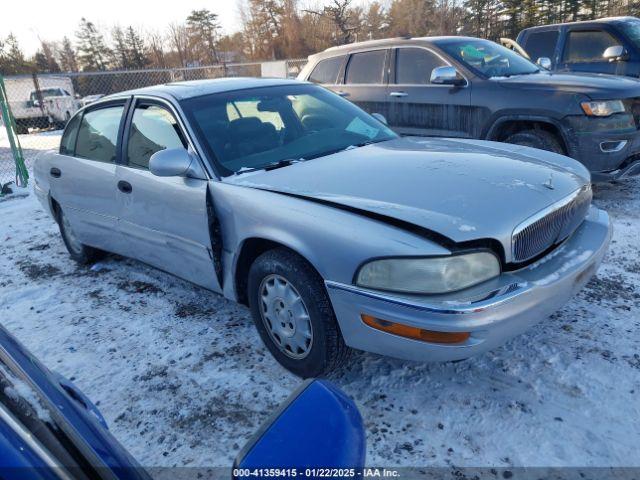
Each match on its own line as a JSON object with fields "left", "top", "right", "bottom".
{"left": 117, "top": 180, "right": 132, "bottom": 194}
{"left": 50, "top": 167, "right": 61, "bottom": 178}
{"left": 336, "top": 91, "right": 350, "bottom": 97}
{"left": 389, "top": 91, "right": 408, "bottom": 98}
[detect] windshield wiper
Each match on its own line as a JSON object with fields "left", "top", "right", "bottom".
{"left": 494, "top": 69, "right": 540, "bottom": 78}
{"left": 264, "top": 158, "right": 299, "bottom": 171}
{"left": 234, "top": 158, "right": 302, "bottom": 175}
{"left": 304, "top": 139, "right": 382, "bottom": 160}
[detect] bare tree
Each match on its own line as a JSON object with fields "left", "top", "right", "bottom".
{"left": 146, "top": 30, "right": 167, "bottom": 68}
{"left": 303, "top": 0, "right": 359, "bottom": 44}
{"left": 168, "top": 22, "right": 190, "bottom": 67}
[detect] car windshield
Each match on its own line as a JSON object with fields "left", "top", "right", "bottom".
{"left": 437, "top": 39, "right": 540, "bottom": 78}
{"left": 180, "top": 84, "right": 397, "bottom": 176}
{"left": 618, "top": 19, "right": 640, "bottom": 48}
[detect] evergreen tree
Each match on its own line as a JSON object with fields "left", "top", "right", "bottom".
{"left": 387, "top": 0, "right": 436, "bottom": 37}
{"left": 76, "top": 18, "right": 111, "bottom": 71}
{"left": 125, "top": 26, "right": 148, "bottom": 69}
{"left": 38, "top": 40, "right": 61, "bottom": 72}
{"left": 111, "top": 26, "right": 131, "bottom": 69}
{"left": 362, "top": 2, "right": 389, "bottom": 40}
{"left": 58, "top": 36, "right": 78, "bottom": 72}
{"left": 0, "top": 34, "right": 32, "bottom": 74}
{"left": 186, "top": 9, "right": 221, "bottom": 64}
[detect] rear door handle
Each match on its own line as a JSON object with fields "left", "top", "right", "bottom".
{"left": 117, "top": 180, "right": 132, "bottom": 194}
{"left": 50, "top": 167, "right": 61, "bottom": 178}
{"left": 389, "top": 91, "right": 408, "bottom": 98}
{"left": 336, "top": 91, "right": 350, "bottom": 97}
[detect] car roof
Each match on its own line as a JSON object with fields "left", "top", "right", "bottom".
{"left": 311, "top": 36, "right": 485, "bottom": 58}
{"left": 107, "top": 77, "right": 304, "bottom": 101}
{"left": 325, "top": 36, "right": 481, "bottom": 50}
{"left": 520, "top": 16, "right": 638, "bottom": 32}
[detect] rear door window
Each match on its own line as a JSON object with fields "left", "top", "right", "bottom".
{"left": 308, "top": 56, "right": 345, "bottom": 84}
{"left": 522, "top": 30, "right": 559, "bottom": 62}
{"left": 59, "top": 113, "right": 81, "bottom": 155}
{"left": 345, "top": 50, "right": 387, "bottom": 84}
{"left": 395, "top": 47, "right": 447, "bottom": 84}
{"left": 75, "top": 105, "right": 125, "bottom": 163}
{"left": 563, "top": 30, "right": 621, "bottom": 63}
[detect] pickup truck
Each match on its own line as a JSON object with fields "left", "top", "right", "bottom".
{"left": 4, "top": 76, "right": 79, "bottom": 133}
{"left": 504, "top": 16, "right": 640, "bottom": 78}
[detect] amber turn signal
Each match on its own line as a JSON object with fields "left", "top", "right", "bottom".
{"left": 361, "top": 314, "right": 470, "bottom": 344}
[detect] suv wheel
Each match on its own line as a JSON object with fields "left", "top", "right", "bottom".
{"left": 248, "top": 248, "right": 351, "bottom": 378}
{"left": 504, "top": 129, "right": 564, "bottom": 154}
{"left": 57, "top": 207, "right": 104, "bottom": 264}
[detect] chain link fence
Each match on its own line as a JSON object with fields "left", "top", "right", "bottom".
{"left": 0, "top": 58, "right": 307, "bottom": 191}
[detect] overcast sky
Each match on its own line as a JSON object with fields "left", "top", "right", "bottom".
{"left": 2, "top": 0, "right": 253, "bottom": 55}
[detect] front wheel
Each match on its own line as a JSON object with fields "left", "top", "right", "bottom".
{"left": 57, "top": 207, "right": 104, "bottom": 264}
{"left": 504, "top": 129, "right": 564, "bottom": 154}
{"left": 248, "top": 248, "right": 351, "bottom": 378}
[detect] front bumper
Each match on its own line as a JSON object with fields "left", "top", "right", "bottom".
{"left": 565, "top": 114, "right": 640, "bottom": 181}
{"left": 326, "top": 206, "right": 612, "bottom": 362}
{"left": 591, "top": 155, "right": 640, "bottom": 182}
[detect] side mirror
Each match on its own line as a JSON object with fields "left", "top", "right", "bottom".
{"left": 234, "top": 380, "right": 365, "bottom": 473}
{"left": 149, "top": 148, "right": 206, "bottom": 179}
{"left": 536, "top": 57, "right": 552, "bottom": 70}
{"left": 371, "top": 113, "right": 388, "bottom": 125}
{"left": 430, "top": 66, "right": 465, "bottom": 86}
{"left": 603, "top": 45, "right": 627, "bottom": 62}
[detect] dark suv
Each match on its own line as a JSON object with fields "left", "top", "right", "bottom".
{"left": 298, "top": 36, "right": 640, "bottom": 181}
{"left": 515, "top": 16, "right": 640, "bottom": 78}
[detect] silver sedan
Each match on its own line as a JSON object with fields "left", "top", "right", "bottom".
{"left": 33, "top": 78, "right": 612, "bottom": 377}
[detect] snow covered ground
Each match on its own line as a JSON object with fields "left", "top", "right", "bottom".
{"left": 0, "top": 178, "right": 639, "bottom": 469}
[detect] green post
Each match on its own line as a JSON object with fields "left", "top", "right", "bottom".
{"left": 0, "top": 75, "right": 29, "bottom": 194}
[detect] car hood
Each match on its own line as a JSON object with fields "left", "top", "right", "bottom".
{"left": 496, "top": 71, "right": 640, "bottom": 99}
{"left": 225, "top": 137, "right": 589, "bottom": 256}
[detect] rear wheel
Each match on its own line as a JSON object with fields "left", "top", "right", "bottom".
{"left": 248, "top": 248, "right": 351, "bottom": 378}
{"left": 504, "top": 129, "right": 564, "bottom": 154}
{"left": 57, "top": 207, "right": 104, "bottom": 264}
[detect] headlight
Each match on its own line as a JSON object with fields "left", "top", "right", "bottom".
{"left": 581, "top": 100, "right": 625, "bottom": 117}
{"left": 356, "top": 252, "right": 500, "bottom": 294}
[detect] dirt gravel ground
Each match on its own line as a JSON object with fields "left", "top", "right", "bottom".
{"left": 0, "top": 177, "right": 639, "bottom": 469}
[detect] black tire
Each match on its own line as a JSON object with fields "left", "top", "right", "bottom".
{"left": 15, "top": 123, "right": 28, "bottom": 135}
{"left": 248, "top": 248, "right": 351, "bottom": 378}
{"left": 57, "top": 206, "right": 104, "bottom": 264}
{"left": 504, "top": 129, "right": 564, "bottom": 154}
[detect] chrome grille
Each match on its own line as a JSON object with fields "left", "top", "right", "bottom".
{"left": 512, "top": 185, "right": 592, "bottom": 263}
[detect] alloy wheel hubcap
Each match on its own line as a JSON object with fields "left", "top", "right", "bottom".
{"left": 259, "top": 274, "right": 313, "bottom": 359}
